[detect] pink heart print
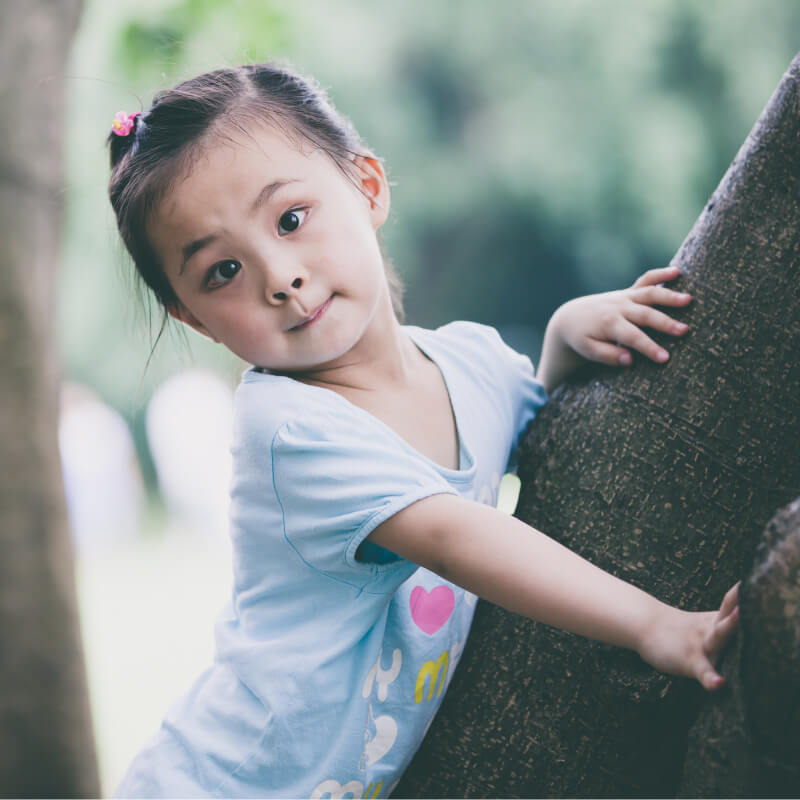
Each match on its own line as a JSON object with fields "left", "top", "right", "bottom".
{"left": 410, "top": 585, "right": 455, "bottom": 634}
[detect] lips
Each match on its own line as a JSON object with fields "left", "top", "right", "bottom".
{"left": 289, "top": 296, "right": 333, "bottom": 331}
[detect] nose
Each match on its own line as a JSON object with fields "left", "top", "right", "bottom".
{"left": 270, "top": 276, "right": 303, "bottom": 303}
{"left": 251, "top": 238, "right": 307, "bottom": 305}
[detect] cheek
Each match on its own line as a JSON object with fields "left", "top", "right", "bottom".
{"left": 312, "top": 213, "right": 386, "bottom": 293}
{"left": 354, "top": 232, "right": 389, "bottom": 282}
{"left": 190, "top": 298, "right": 254, "bottom": 342}
{"left": 223, "top": 310, "right": 266, "bottom": 340}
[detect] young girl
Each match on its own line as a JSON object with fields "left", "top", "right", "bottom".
{"left": 108, "top": 63, "right": 739, "bottom": 799}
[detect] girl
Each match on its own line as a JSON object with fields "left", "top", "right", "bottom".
{"left": 108, "top": 64, "right": 738, "bottom": 799}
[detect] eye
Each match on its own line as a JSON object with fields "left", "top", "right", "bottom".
{"left": 206, "top": 259, "right": 241, "bottom": 289}
{"left": 278, "top": 208, "right": 308, "bottom": 236}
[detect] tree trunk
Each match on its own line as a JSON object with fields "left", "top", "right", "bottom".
{"left": 0, "top": 1, "right": 99, "bottom": 797}
{"left": 396, "top": 52, "right": 800, "bottom": 798}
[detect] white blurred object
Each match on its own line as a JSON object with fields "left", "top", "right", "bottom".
{"left": 146, "top": 369, "right": 234, "bottom": 539}
{"left": 59, "top": 382, "right": 144, "bottom": 552}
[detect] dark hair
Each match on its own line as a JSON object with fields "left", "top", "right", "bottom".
{"left": 108, "top": 62, "right": 404, "bottom": 336}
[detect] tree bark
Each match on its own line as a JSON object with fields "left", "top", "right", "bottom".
{"left": 0, "top": 1, "right": 99, "bottom": 797}
{"left": 396, "top": 52, "right": 800, "bottom": 798}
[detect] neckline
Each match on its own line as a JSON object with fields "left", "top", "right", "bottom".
{"left": 404, "top": 325, "right": 475, "bottom": 477}
{"left": 245, "top": 325, "right": 476, "bottom": 482}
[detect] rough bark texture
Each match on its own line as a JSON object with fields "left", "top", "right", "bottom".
{"left": 396, "top": 53, "right": 800, "bottom": 798}
{"left": 0, "top": 1, "right": 99, "bottom": 797}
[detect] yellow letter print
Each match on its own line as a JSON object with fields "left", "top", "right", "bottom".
{"left": 414, "top": 649, "right": 449, "bottom": 703}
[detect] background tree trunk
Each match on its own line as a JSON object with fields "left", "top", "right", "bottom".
{"left": 396, "top": 52, "right": 800, "bottom": 799}
{"left": 0, "top": 1, "right": 99, "bottom": 797}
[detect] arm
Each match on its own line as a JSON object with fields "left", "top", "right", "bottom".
{"left": 368, "top": 493, "right": 739, "bottom": 689}
{"left": 537, "top": 265, "right": 693, "bottom": 394}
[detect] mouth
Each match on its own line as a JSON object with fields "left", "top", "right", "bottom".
{"left": 289, "top": 295, "right": 333, "bottom": 331}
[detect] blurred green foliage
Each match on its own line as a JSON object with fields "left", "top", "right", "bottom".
{"left": 116, "top": 0, "right": 289, "bottom": 79}
{"left": 61, "top": 0, "right": 800, "bottom": 488}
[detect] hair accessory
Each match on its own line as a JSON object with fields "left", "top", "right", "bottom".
{"left": 111, "top": 111, "right": 140, "bottom": 137}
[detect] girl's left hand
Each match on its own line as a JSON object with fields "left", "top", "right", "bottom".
{"left": 555, "top": 265, "right": 692, "bottom": 368}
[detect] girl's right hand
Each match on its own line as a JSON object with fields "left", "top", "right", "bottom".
{"left": 636, "top": 582, "right": 740, "bottom": 690}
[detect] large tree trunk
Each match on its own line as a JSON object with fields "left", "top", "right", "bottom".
{"left": 0, "top": 1, "right": 99, "bottom": 797}
{"left": 396, "top": 53, "right": 800, "bottom": 798}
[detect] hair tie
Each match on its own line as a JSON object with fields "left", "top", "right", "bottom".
{"left": 111, "top": 111, "right": 140, "bottom": 137}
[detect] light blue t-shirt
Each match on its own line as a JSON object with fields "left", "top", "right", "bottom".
{"left": 116, "top": 321, "right": 547, "bottom": 799}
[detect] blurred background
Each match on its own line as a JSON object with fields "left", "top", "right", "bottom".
{"left": 58, "top": 0, "right": 800, "bottom": 792}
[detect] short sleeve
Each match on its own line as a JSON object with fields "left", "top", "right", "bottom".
{"left": 271, "top": 410, "right": 458, "bottom": 588}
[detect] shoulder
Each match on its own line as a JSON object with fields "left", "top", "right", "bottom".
{"left": 408, "top": 321, "right": 534, "bottom": 383}
{"left": 231, "top": 368, "right": 351, "bottom": 458}
{"left": 412, "top": 319, "right": 504, "bottom": 349}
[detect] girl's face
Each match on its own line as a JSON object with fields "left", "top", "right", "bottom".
{"left": 148, "top": 122, "right": 392, "bottom": 373}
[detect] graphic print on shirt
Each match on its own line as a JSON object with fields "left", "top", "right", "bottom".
{"left": 361, "top": 647, "right": 402, "bottom": 702}
{"left": 359, "top": 647, "right": 403, "bottom": 771}
{"left": 414, "top": 648, "right": 449, "bottom": 703}
{"left": 363, "top": 706, "right": 398, "bottom": 767}
{"left": 310, "top": 778, "right": 382, "bottom": 799}
{"left": 311, "top": 776, "right": 384, "bottom": 798}
{"left": 409, "top": 584, "right": 455, "bottom": 634}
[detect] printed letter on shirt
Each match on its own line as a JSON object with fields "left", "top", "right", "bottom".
{"left": 362, "top": 648, "right": 402, "bottom": 701}
{"left": 310, "top": 778, "right": 364, "bottom": 799}
{"left": 414, "top": 649, "right": 449, "bottom": 703}
{"left": 310, "top": 778, "right": 383, "bottom": 799}
{"left": 363, "top": 714, "right": 398, "bottom": 766}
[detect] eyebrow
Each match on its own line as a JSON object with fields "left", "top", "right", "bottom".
{"left": 178, "top": 179, "right": 299, "bottom": 275}
{"left": 252, "top": 179, "right": 298, "bottom": 212}
{"left": 180, "top": 234, "right": 217, "bottom": 275}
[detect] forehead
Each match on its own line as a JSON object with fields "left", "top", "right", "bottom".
{"left": 168, "top": 122, "right": 318, "bottom": 201}
{"left": 150, "top": 121, "right": 341, "bottom": 231}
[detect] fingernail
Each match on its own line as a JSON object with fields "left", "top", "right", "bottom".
{"left": 680, "top": 293, "right": 692, "bottom": 300}
{"left": 656, "top": 349, "right": 669, "bottom": 362}
{"left": 672, "top": 322, "right": 688, "bottom": 333}
{"left": 619, "top": 352, "right": 632, "bottom": 365}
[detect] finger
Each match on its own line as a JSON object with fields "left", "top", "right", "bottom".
{"left": 581, "top": 338, "right": 634, "bottom": 366}
{"left": 719, "top": 581, "right": 741, "bottom": 619}
{"left": 612, "top": 319, "right": 670, "bottom": 363}
{"left": 629, "top": 285, "right": 693, "bottom": 308}
{"left": 631, "top": 266, "right": 682, "bottom": 288}
{"left": 624, "top": 304, "right": 689, "bottom": 337}
{"left": 705, "top": 606, "right": 740, "bottom": 662}
{"left": 711, "top": 606, "right": 740, "bottom": 649}
{"left": 700, "top": 666, "right": 726, "bottom": 691}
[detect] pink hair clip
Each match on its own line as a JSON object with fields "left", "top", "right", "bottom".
{"left": 111, "top": 111, "right": 140, "bottom": 137}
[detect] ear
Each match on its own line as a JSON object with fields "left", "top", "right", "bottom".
{"left": 167, "top": 302, "right": 220, "bottom": 343}
{"left": 353, "top": 154, "right": 390, "bottom": 229}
